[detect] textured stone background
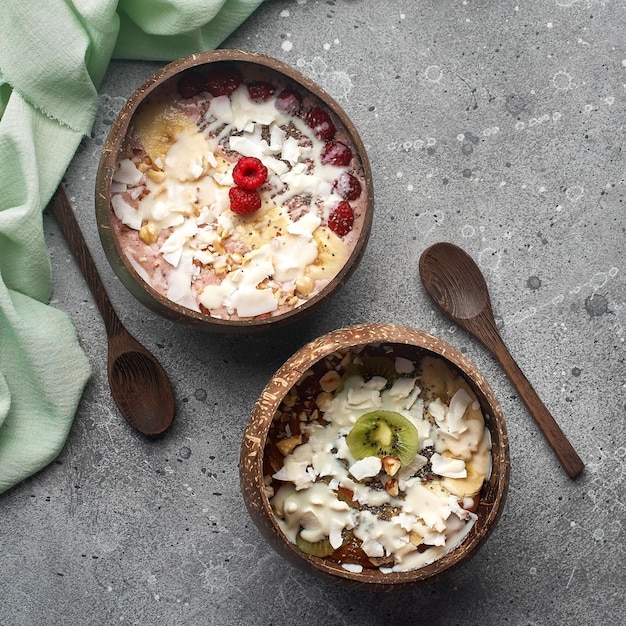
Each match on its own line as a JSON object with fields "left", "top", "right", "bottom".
{"left": 2, "top": 1, "right": 625, "bottom": 624}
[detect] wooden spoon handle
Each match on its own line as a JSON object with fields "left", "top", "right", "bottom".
{"left": 49, "top": 185, "right": 123, "bottom": 338}
{"left": 487, "top": 336, "right": 584, "bottom": 478}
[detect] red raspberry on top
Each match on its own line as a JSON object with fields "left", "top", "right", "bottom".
{"left": 275, "top": 88, "right": 303, "bottom": 116}
{"left": 229, "top": 187, "right": 262, "bottom": 215}
{"left": 321, "top": 141, "right": 353, "bottom": 166}
{"left": 247, "top": 80, "right": 276, "bottom": 102}
{"left": 177, "top": 71, "right": 205, "bottom": 100}
{"left": 303, "top": 106, "right": 336, "bottom": 140}
{"left": 232, "top": 157, "right": 268, "bottom": 190}
{"left": 206, "top": 65, "right": 243, "bottom": 97}
{"left": 328, "top": 201, "right": 355, "bottom": 237}
{"left": 333, "top": 172, "right": 362, "bottom": 201}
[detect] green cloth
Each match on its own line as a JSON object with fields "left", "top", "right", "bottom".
{"left": 0, "top": 0, "right": 265, "bottom": 494}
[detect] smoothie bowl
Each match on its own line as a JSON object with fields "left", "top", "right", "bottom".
{"left": 95, "top": 50, "right": 373, "bottom": 332}
{"left": 239, "top": 323, "right": 509, "bottom": 591}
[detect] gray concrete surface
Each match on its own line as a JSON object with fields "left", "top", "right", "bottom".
{"left": 2, "top": 1, "right": 625, "bottom": 624}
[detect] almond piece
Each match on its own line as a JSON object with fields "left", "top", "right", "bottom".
{"left": 385, "top": 478, "right": 399, "bottom": 497}
{"left": 381, "top": 455, "right": 402, "bottom": 477}
{"left": 147, "top": 168, "right": 166, "bottom": 183}
{"left": 276, "top": 435, "right": 301, "bottom": 456}
{"left": 315, "top": 391, "right": 333, "bottom": 411}
{"left": 295, "top": 275, "right": 315, "bottom": 297}
{"left": 319, "top": 370, "right": 341, "bottom": 393}
{"left": 139, "top": 223, "right": 158, "bottom": 245}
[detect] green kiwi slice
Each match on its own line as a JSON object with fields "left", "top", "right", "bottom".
{"left": 346, "top": 410, "right": 419, "bottom": 466}
{"left": 296, "top": 531, "right": 336, "bottom": 557}
{"left": 340, "top": 355, "right": 399, "bottom": 391}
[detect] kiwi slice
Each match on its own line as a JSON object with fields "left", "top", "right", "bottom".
{"left": 296, "top": 531, "right": 336, "bottom": 557}
{"left": 346, "top": 410, "right": 419, "bottom": 467}
{"left": 341, "top": 355, "right": 399, "bottom": 389}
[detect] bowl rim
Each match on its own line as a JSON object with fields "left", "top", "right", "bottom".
{"left": 239, "top": 322, "right": 510, "bottom": 590}
{"left": 95, "top": 49, "right": 374, "bottom": 333}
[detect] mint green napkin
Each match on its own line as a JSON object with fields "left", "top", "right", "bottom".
{"left": 0, "top": 0, "right": 264, "bottom": 494}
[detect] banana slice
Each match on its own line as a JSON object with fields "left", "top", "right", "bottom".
{"left": 420, "top": 357, "right": 484, "bottom": 422}
{"left": 234, "top": 205, "right": 290, "bottom": 250}
{"left": 419, "top": 356, "right": 455, "bottom": 403}
{"left": 439, "top": 459, "right": 487, "bottom": 498}
{"left": 305, "top": 226, "right": 347, "bottom": 280}
{"left": 133, "top": 101, "right": 198, "bottom": 165}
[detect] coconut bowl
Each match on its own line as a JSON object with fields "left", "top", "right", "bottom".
{"left": 95, "top": 50, "right": 373, "bottom": 333}
{"left": 239, "top": 323, "right": 509, "bottom": 591}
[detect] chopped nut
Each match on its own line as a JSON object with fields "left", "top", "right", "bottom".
{"left": 276, "top": 435, "right": 302, "bottom": 456}
{"left": 295, "top": 275, "right": 315, "bottom": 296}
{"left": 283, "top": 391, "right": 297, "bottom": 408}
{"left": 315, "top": 391, "right": 333, "bottom": 411}
{"left": 381, "top": 455, "right": 402, "bottom": 477}
{"left": 137, "top": 161, "right": 150, "bottom": 173}
{"left": 263, "top": 474, "right": 275, "bottom": 499}
{"left": 319, "top": 370, "right": 342, "bottom": 393}
{"left": 340, "top": 351, "right": 353, "bottom": 368}
{"left": 147, "top": 168, "right": 166, "bottom": 183}
{"left": 139, "top": 223, "right": 158, "bottom": 245}
{"left": 409, "top": 531, "right": 423, "bottom": 546}
{"left": 385, "top": 479, "right": 399, "bottom": 497}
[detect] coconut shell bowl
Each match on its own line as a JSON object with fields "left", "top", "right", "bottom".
{"left": 95, "top": 50, "right": 373, "bottom": 333}
{"left": 239, "top": 323, "right": 510, "bottom": 591}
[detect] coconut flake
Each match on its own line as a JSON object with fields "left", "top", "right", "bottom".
{"left": 447, "top": 388, "right": 472, "bottom": 432}
{"left": 395, "top": 357, "right": 415, "bottom": 374}
{"left": 111, "top": 195, "right": 142, "bottom": 230}
{"left": 387, "top": 377, "right": 417, "bottom": 400}
{"left": 361, "top": 539, "right": 385, "bottom": 558}
{"left": 342, "top": 563, "right": 363, "bottom": 573}
{"left": 113, "top": 158, "right": 143, "bottom": 185}
{"left": 329, "top": 522, "right": 344, "bottom": 549}
{"left": 349, "top": 456, "right": 382, "bottom": 480}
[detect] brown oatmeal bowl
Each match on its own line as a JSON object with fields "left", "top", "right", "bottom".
{"left": 239, "top": 323, "right": 510, "bottom": 591}
{"left": 95, "top": 50, "right": 373, "bottom": 333}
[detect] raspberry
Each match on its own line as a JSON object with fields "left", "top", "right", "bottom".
{"left": 206, "top": 65, "right": 243, "bottom": 97}
{"left": 229, "top": 186, "right": 262, "bottom": 214}
{"left": 177, "top": 71, "right": 205, "bottom": 99}
{"left": 321, "top": 141, "right": 353, "bottom": 166}
{"left": 247, "top": 80, "right": 276, "bottom": 102}
{"left": 333, "top": 172, "right": 362, "bottom": 201}
{"left": 232, "top": 157, "right": 268, "bottom": 190}
{"left": 275, "top": 88, "right": 303, "bottom": 115}
{"left": 328, "top": 201, "right": 355, "bottom": 237}
{"left": 303, "top": 106, "right": 336, "bottom": 140}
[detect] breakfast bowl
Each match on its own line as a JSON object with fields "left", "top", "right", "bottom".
{"left": 95, "top": 50, "right": 373, "bottom": 333}
{"left": 239, "top": 323, "right": 509, "bottom": 591}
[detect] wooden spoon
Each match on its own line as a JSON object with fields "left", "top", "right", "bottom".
{"left": 49, "top": 185, "right": 175, "bottom": 436}
{"left": 419, "top": 242, "right": 584, "bottom": 478}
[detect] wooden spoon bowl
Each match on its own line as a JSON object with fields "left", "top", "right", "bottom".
{"left": 95, "top": 50, "right": 373, "bottom": 333}
{"left": 239, "top": 323, "right": 510, "bottom": 591}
